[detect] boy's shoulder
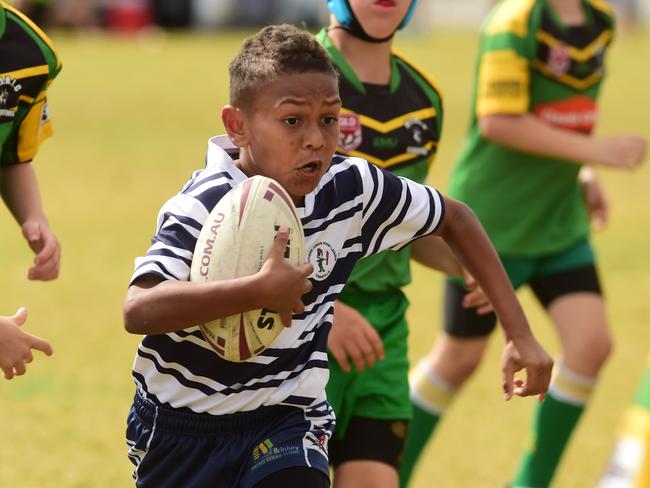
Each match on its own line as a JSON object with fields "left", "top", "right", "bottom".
{"left": 391, "top": 49, "right": 443, "bottom": 101}
{"left": 482, "top": 0, "right": 538, "bottom": 38}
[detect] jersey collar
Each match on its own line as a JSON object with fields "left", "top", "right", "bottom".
{"left": 316, "top": 28, "right": 401, "bottom": 95}
{"left": 0, "top": 4, "right": 6, "bottom": 39}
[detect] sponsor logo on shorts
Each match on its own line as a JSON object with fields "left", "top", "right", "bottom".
{"left": 308, "top": 242, "right": 337, "bottom": 281}
{"left": 339, "top": 112, "right": 362, "bottom": 152}
{"left": 533, "top": 96, "right": 598, "bottom": 134}
{"left": 251, "top": 437, "right": 302, "bottom": 471}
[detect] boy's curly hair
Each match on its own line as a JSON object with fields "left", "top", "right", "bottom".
{"left": 229, "top": 24, "right": 338, "bottom": 109}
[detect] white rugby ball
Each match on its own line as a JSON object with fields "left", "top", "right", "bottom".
{"left": 190, "top": 175, "right": 305, "bottom": 362}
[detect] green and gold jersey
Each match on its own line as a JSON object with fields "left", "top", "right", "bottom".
{"left": 317, "top": 29, "right": 444, "bottom": 292}
{"left": 0, "top": 1, "right": 61, "bottom": 166}
{"left": 450, "top": 0, "right": 613, "bottom": 257}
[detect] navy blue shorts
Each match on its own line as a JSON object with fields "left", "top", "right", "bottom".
{"left": 126, "top": 391, "right": 331, "bottom": 488}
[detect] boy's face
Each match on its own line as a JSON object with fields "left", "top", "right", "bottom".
{"left": 225, "top": 72, "right": 341, "bottom": 206}
{"left": 349, "top": 0, "right": 413, "bottom": 39}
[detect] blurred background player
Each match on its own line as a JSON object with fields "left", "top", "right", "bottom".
{"left": 0, "top": 1, "right": 61, "bottom": 379}
{"left": 318, "top": 2, "right": 527, "bottom": 487}
{"left": 401, "top": 0, "right": 647, "bottom": 487}
{"left": 598, "top": 354, "right": 650, "bottom": 488}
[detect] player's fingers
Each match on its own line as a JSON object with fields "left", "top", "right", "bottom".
{"left": 3, "top": 366, "right": 14, "bottom": 380}
{"left": 299, "top": 262, "right": 314, "bottom": 278}
{"left": 329, "top": 345, "right": 351, "bottom": 373}
{"left": 301, "top": 278, "right": 313, "bottom": 294}
{"left": 29, "top": 256, "right": 60, "bottom": 281}
{"left": 12, "top": 307, "right": 28, "bottom": 327}
{"left": 34, "top": 235, "right": 58, "bottom": 265}
{"left": 29, "top": 335, "right": 53, "bottom": 356}
{"left": 363, "top": 326, "right": 385, "bottom": 361}
{"left": 292, "top": 299, "right": 305, "bottom": 316}
{"left": 21, "top": 221, "right": 41, "bottom": 245}
{"left": 271, "top": 226, "right": 290, "bottom": 258}
{"left": 13, "top": 361, "right": 26, "bottom": 377}
{"left": 345, "top": 342, "right": 366, "bottom": 372}
{"left": 476, "top": 303, "right": 494, "bottom": 315}
{"left": 502, "top": 361, "right": 517, "bottom": 401}
{"left": 280, "top": 311, "right": 292, "bottom": 328}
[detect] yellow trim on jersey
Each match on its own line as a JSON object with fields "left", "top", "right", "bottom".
{"left": 537, "top": 30, "right": 612, "bottom": 63}
{"left": 476, "top": 49, "right": 530, "bottom": 116}
{"left": 391, "top": 48, "right": 445, "bottom": 104}
{"left": 0, "top": 64, "right": 49, "bottom": 81}
{"left": 588, "top": 0, "right": 614, "bottom": 17}
{"left": 532, "top": 59, "right": 603, "bottom": 90}
{"left": 484, "top": 0, "right": 536, "bottom": 37}
{"left": 18, "top": 94, "right": 36, "bottom": 104}
{"left": 348, "top": 141, "right": 436, "bottom": 169}
{"left": 17, "top": 96, "right": 51, "bottom": 162}
{"left": 1, "top": 1, "right": 61, "bottom": 70}
{"left": 341, "top": 107, "right": 437, "bottom": 135}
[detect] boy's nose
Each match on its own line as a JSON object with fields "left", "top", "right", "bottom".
{"left": 303, "top": 123, "right": 325, "bottom": 150}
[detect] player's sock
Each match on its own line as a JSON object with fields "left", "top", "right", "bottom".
{"left": 399, "top": 360, "right": 457, "bottom": 488}
{"left": 597, "top": 355, "right": 650, "bottom": 487}
{"left": 512, "top": 362, "right": 597, "bottom": 488}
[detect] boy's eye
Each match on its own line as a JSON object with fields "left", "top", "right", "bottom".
{"left": 284, "top": 117, "right": 300, "bottom": 126}
{"left": 322, "top": 116, "right": 338, "bottom": 126}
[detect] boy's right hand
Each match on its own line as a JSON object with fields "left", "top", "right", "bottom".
{"left": 258, "top": 227, "right": 313, "bottom": 327}
{"left": 0, "top": 308, "right": 53, "bottom": 380}
{"left": 592, "top": 134, "right": 647, "bottom": 170}
{"left": 501, "top": 335, "right": 553, "bottom": 401}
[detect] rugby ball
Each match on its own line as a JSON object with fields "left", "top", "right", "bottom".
{"left": 190, "top": 175, "right": 305, "bottom": 362}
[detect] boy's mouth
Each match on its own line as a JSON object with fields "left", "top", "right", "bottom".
{"left": 374, "top": 0, "right": 397, "bottom": 8}
{"left": 298, "top": 160, "right": 323, "bottom": 175}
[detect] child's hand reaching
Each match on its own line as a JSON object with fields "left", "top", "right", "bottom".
{"left": 0, "top": 308, "right": 53, "bottom": 380}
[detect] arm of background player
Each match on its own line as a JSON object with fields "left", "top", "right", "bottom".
{"left": 433, "top": 196, "right": 553, "bottom": 399}
{"left": 123, "top": 228, "right": 313, "bottom": 335}
{"left": 479, "top": 113, "right": 646, "bottom": 170}
{"left": 0, "top": 163, "right": 61, "bottom": 280}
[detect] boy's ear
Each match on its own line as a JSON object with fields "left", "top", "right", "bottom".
{"left": 222, "top": 105, "right": 248, "bottom": 147}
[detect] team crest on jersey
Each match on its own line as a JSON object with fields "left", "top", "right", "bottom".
{"left": 0, "top": 76, "right": 22, "bottom": 122}
{"left": 404, "top": 117, "right": 430, "bottom": 155}
{"left": 548, "top": 44, "right": 572, "bottom": 76}
{"left": 338, "top": 113, "right": 362, "bottom": 152}
{"left": 308, "top": 242, "right": 337, "bottom": 281}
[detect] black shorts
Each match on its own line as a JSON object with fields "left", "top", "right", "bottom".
{"left": 329, "top": 416, "right": 408, "bottom": 470}
{"left": 444, "top": 265, "right": 602, "bottom": 338}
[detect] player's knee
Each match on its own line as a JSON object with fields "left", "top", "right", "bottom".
{"left": 568, "top": 329, "right": 613, "bottom": 371}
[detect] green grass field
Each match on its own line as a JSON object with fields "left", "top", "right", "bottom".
{"left": 0, "top": 28, "right": 648, "bottom": 487}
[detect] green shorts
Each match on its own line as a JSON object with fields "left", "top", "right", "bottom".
{"left": 326, "top": 288, "right": 411, "bottom": 440}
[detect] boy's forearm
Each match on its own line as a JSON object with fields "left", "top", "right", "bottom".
{"left": 410, "top": 235, "right": 463, "bottom": 278}
{"left": 123, "top": 275, "right": 264, "bottom": 335}
{"left": 436, "top": 198, "right": 529, "bottom": 341}
{"left": 0, "top": 163, "right": 47, "bottom": 225}
{"left": 479, "top": 114, "right": 597, "bottom": 166}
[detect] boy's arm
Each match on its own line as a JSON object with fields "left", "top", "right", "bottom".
{"left": 433, "top": 196, "right": 553, "bottom": 398}
{"left": 479, "top": 114, "right": 646, "bottom": 170}
{"left": 0, "top": 163, "right": 61, "bottom": 280}
{"left": 411, "top": 235, "right": 463, "bottom": 277}
{"left": 123, "top": 228, "right": 313, "bottom": 335}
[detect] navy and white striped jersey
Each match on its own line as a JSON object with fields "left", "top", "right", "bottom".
{"left": 130, "top": 135, "right": 445, "bottom": 422}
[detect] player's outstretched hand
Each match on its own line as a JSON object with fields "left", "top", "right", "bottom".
{"left": 259, "top": 226, "right": 313, "bottom": 327}
{"left": 461, "top": 272, "right": 494, "bottom": 315}
{"left": 0, "top": 308, "right": 53, "bottom": 380}
{"left": 593, "top": 134, "right": 647, "bottom": 170}
{"left": 328, "top": 300, "right": 384, "bottom": 373}
{"left": 22, "top": 219, "right": 61, "bottom": 281}
{"left": 501, "top": 336, "right": 553, "bottom": 401}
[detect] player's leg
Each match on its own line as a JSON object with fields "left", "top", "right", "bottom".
{"left": 330, "top": 291, "right": 411, "bottom": 488}
{"left": 400, "top": 278, "right": 496, "bottom": 487}
{"left": 512, "top": 246, "right": 609, "bottom": 487}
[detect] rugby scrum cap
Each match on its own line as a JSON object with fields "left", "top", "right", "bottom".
{"left": 327, "top": 0, "right": 417, "bottom": 42}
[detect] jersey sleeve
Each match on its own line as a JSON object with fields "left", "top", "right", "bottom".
{"left": 14, "top": 90, "right": 53, "bottom": 164}
{"left": 357, "top": 160, "right": 445, "bottom": 257}
{"left": 130, "top": 175, "right": 233, "bottom": 285}
{"left": 475, "top": 1, "right": 537, "bottom": 117}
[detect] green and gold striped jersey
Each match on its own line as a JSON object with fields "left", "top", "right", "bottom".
{"left": 0, "top": 1, "right": 61, "bottom": 166}
{"left": 450, "top": 0, "right": 614, "bottom": 257}
{"left": 317, "top": 28, "right": 443, "bottom": 292}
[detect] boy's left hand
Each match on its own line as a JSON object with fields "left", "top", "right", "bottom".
{"left": 22, "top": 220, "right": 61, "bottom": 281}
{"left": 501, "top": 337, "right": 553, "bottom": 401}
{"left": 580, "top": 168, "right": 609, "bottom": 231}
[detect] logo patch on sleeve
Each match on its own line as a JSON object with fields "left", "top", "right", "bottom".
{"left": 533, "top": 96, "right": 597, "bottom": 134}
